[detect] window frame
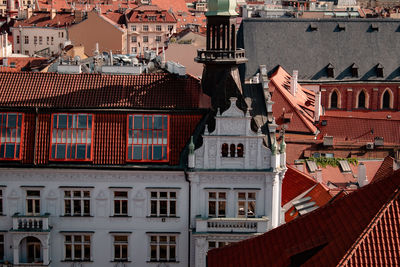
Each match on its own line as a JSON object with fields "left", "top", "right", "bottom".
{"left": 236, "top": 191, "right": 257, "bottom": 218}
{"left": 143, "top": 25, "right": 149, "bottom": 32}
{"left": 26, "top": 189, "right": 41, "bottom": 216}
{"left": 49, "top": 113, "right": 94, "bottom": 162}
{"left": 0, "top": 233, "right": 3, "bottom": 262}
{"left": 112, "top": 234, "right": 130, "bottom": 262}
{"left": 62, "top": 189, "right": 92, "bottom": 217}
{"left": 126, "top": 114, "right": 169, "bottom": 162}
{"left": 0, "top": 112, "right": 24, "bottom": 161}
{"left": 207, "top": 190, "right": 227, "bottom": 218}
{"left": 148, "top": 234, "right": 178, "bottom": 262}
{"left": 63, "top": 234, "right": 92, "bottom": 261}
{"left": 0, "top": 188, "right": 3, "bottom": 215}
{"left": 148, "top": 189, "right": 178, "bottom": 217}
{"left": 111, "top": 190, "right": 130, "bottom": 217}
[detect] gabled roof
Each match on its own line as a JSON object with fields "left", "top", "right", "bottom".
{"left": 0, "top": 72, "right": 206, "bottom": 109}
{"left": 13, "top": 12, "right": 76, "bottom": 27}
{"left": 126, "top": 5, "right": 176, "bottom": 23}
{"left": 208, "top": 169, "right": 400, "bottom": 267}
{"left": 238, "top": 18, "right": 400, "bottom": 81}
{"left": 282, "top": 165, "right": 317, "bottom": 206}
{"left": 269, "top": 66, "right": 317, "bottom": 134}
{"left": 318, "top": 111, "right": 400, "bottom": 145}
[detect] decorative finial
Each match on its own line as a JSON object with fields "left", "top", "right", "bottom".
{"left": 217, "top": 108, "right": 221, "bottom": 116}
{"left": 189, "top": 136, "right": 195, "bottom": 155}
{"left": 204, "top": 124, "right": 209, "bottom": 135}
{"left": 280, "top": 134, "right": 286, "bottom": 153}
{"left": 271, "top": 137, "right": 277, "bottom": 155}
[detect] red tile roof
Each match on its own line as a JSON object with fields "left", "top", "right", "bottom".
{"left": 318, "top": 111, "right": 400, "bottom": 145}
{"left": 0, "top": 57, "right": 48, "bottom": 72}
{"left": 208, "top": 169, "right": 400, "bottom": 267}
{"left": 282, "top": 165, "right": 317, "bottom": 206}
{"left": 13, "top": 12, "right": 76, "bottom": 27}
{"left": 126, "top": 5, "right": 176, "bottom": 23}
{"left": 269, "top": 66, "right": 317, "bottom": 134}
{"left": 0, "top": 72, "right": 204, "bottom": 109}
{"left": 372, "top": 156, "right": 395, "bottom": 183}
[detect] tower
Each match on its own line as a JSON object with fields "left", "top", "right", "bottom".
{"left": 195, "top": 0, "right": 247, "bottom": 112}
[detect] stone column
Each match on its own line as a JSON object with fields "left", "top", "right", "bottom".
{"left": 194, "top": 237, "right": 208, "bottom": 267}
{"left": 264, "top": 176, "right": 273, "bottom": 229}
{"left": 189, "top": 174, "right": 200, "bottom": 227}
{"left": 271, "top": 173, "right": 280, "bottom": 228}
{"left": 346, "top": 88, "right": 353, "bottom": 111}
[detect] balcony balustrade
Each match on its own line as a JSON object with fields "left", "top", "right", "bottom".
{"left": 195, "top": 216, "right": 268, "bottom": 233}
{"left": 12, "top": 213, "right": 50, "bottom": 231}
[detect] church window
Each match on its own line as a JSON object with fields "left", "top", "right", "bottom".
{"left": 0, "top": 112, "right": 23, "bottom": 160}
{"left": 358, "top": 91, "right": 366, "bottom": 108}
{"left": 237, "top": 144, "right": 244, "bottom": 157}
{"left": 221, "top": 143, "right": 228, "bottom": 157}
{"left": 50, "top": 113, "right": 93, "bottom": 161}
{"left": 382, "top": 90, "right": 391, "bottom": 109}
{"left": 127, "top": 114, "right": 169, "bottom": 162}
{"left": 330, "top": 91, "right": 338, "bottom": 108}
{"left": 208, "top": 191, "right": 226, "bottom": 218}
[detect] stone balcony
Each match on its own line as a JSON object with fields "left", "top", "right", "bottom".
{"left": 195, "top": 216, "right": 269, "bottom": 233}
{"left": 12, "top": 213, "right": 51, "bottom": 232}
{"left": 195, "top": 49, "right": 247, "bottom": 64}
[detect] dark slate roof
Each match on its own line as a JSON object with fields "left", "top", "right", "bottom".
{"left": 238, "top": 18, "right": 400, "bottom": 82}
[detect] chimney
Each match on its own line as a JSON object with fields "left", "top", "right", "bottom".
{"left": 290, "top": 70, "right": 298, "bottom": 96}
{"left": 26, "top": 8, "right": 33, "bottom": 19}
{"left": 109, "top": 50, "right": 113, "bottom": 65}
{"left": 315, "top": 169, "right": 323, "bottom": 183}
{"left": 357, "top": 163, "right": 368, "bottom": 187}
{"left": 50, "top": 9, "right": 56, "bottom": 19}
{"left": 315, "top": 90, "right": 321, "bottom": 122}
{"left": 74, "top": 10, "right": 84, "bottom": 23}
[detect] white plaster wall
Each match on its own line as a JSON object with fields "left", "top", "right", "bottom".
{"left": 0, "top": 168, "right": 189, "bottom": 267}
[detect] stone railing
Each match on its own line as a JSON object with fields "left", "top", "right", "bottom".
{"left": 12, "top": 213, "right": 50, "bottom": 231}
{"left": 196, "top": 49, "right": 246, "bottom": 62}
{"left": 195, "top": 216, "right": 269, "bottom": 233}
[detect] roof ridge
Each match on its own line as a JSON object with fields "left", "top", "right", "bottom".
{"left": 337, "top": 188, "right": 400, "bottom": 266}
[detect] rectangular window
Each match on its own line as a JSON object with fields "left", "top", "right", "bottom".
{"left": 131, "top": 36, "right": 137, "bottom": 43}
{"left": 50, "top": 113, "right": 93, "bottom": 161}
{"left": 237, "top": 192, "right": 256, "bottom": 218}
{"left": 113, "top": 235, "right": 128, "bottom": 261}
{"left": 39, "top": 36, "right": 42, "bottom": 45}
{"left": 143, "top": 25, "right": 149, "bottom": 31}
{"left": 0, "top": 113, "right": 23, "bottom": 160}
{"left": 156, "top": 25, "right": 161, "bottom": 31}
{"left": 63, "top": 190, "right": 90, "bottom": 216}
{"left": 16, "top": 36, "right": 20, "bottom": 44}
{"left": 34, "top": 36, "right": 37, "bottom": 45}
{"left": 127, "top": 115, "right": 168, "bottom": 161}
{"left": 131, "top": 47, "right": 137, "bottom": 53}
{"left": 61, "top": 32, "right": 64, "bottom": 38}
{"left": 155, "top": 36, "right": 161, "bottom": 42}
{"left": 24, "top": 36, "right": 29, "bottom": 44}
{"left": 150, "top": 191, "right": 176, "bottom": 217}
{"left": 131, "top": 25, "right": 136, "bottom": 31}
{"left": 46, "top": 36, "right": 49, "bottom": 45}
{"left": 143, "top": 36, "right": 148, "bottom": 43}
{"left": 0, "top": 234, "right": 3, "bottom": 261}
{"left": 26, "top": 190, "right": 40, "bottom": 215}
{"left": 168, "top": 25, "right": 174, "bottom": 32}
{"left": 150, "top": 235, "right": 176, "bottom": 262}
{"left": 208, "top": 192, "right": 226, "bottom": 217}
{"left": 113, "top": 191, "right": 128, "bottom": 216}
{"left": 208, "top": 241, "right": 230, "bottom": 251}
{"left": 64, "top": 234, "right": 91, "bottom": 261}
{"left": 51, "top": 36, "right": 54, "bottom": 45}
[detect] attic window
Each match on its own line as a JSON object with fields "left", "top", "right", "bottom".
{"left": 338, "top": 160, "right": 351, "bottom": 172}
{"left": 326, "top": 63, "right": 334, "bottom": 78}
{"left": 0, "top": 113, "right": 24, "bottom": 160}
{"left": 337, "top": 23, "right": 345, "bottom": 31}
{"left": 351, "top": 63, "right": 359, "bottom": 77}
{"left": 376, "top": 63, "right": 384, "bottom": 77}
{"left": 370, "top": 24, "right": 379, "bottom": 31}
{"left": 10, "top": 62, "right": 16, "bottom": 68}
{"left": 306, "top": 160, "right": 318, "bottom": 173}
{"left": 309, "top": 23, "right": 318, "bottom": 31}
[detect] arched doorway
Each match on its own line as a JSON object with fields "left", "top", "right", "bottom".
{"left": 19, "top": 236, "right": 42, "bottom": 263}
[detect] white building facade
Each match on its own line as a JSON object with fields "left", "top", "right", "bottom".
{"left": 188, "top": 98, "right": 286, "bottom": 267}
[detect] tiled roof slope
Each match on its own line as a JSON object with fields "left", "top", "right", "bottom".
{"left": 372, "top": 156, "right": 395, "bottom": 183}
{"left": 0, "top": 72, "right": 203, "bottom": 109}
{"left": 208, "top": 169, "right": 400, "bottom": 267}
{"left": 282, "top": 165, "right": 317, "bottom": 206}
{"left": 238, "top": 18, "right": 400, "bottom": 81}
{"left": 269, "top": 66, "right": 317, "bottom": 134}
{"left": 318, "top": 111, "right": 400, "bottom": 145}
{"left": 126, "top": 5, "right": 176, "bottom": 23}
{"left": 13, "top": 12, "right": 76, "bottom": 27}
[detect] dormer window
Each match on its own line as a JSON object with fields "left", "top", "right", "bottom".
{"left": 127, "top": 114, "right": 168, "bottom": 162}
{"left": 351, "top": 63, "right": 359, "bottom": 77}
{"left": 376, "top": 63, "right": 384, "bottom": 78}
{"left": 0, "top": 113, "right": 23, "bottom": 160}
{"left": 50, "top": 113, "right": 93, "bottom": 161}
{"left": 326, "top": 63, "right": 334, "bottom": 78}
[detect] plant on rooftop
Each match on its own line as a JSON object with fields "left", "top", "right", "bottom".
{"left": 306, "top": 157, "right": 358, "bottom": 168}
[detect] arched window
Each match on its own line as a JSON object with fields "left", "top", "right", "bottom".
{"left": 382, "top": 90, "right": 391, "bottom": 109}
{"left": 237, "top": 144, "right": 244, "bottom": 157}
{"left": 331, "top": 91, "right": 338, "bottom": 108}
{"left": 358, "top": 91, "right": 366, "bottom": 108}
{"left": 221, "top": 143, "right": 228, "bottom": 157}
{"left": 230, "top": 144, "right": 236, "bottom": 157}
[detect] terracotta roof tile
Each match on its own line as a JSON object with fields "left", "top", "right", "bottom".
{"left": 208, "top": 169, "right": 400, "bottom": 267}
{"left": 0, "top": 57, "right": 48, "bottom": 72}
{"left": 126, "top": 5, "right": 176, "bottom": 23}
{"left": 372, "top": 156, "right": 395, "bottom": 183}
{"left": 282, "top": 165, "right": 317, "bottom": 206}
{"left": 13, "top": 12, "right": 76, "bottom": 27}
